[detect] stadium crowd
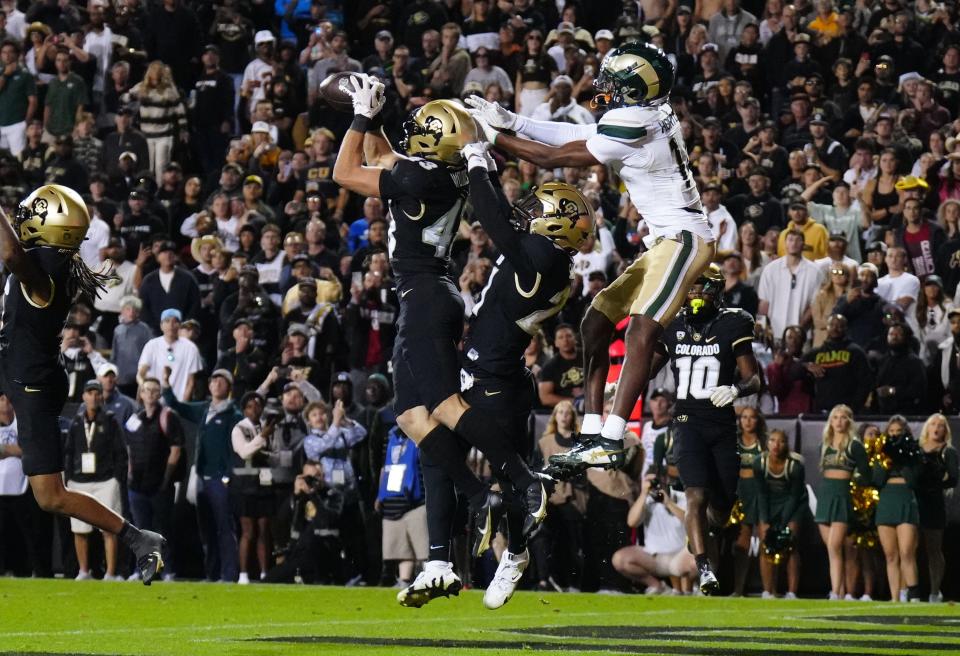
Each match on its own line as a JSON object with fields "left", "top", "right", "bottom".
{"left": 0, "top": 0, "right": 958, "bottom": 601}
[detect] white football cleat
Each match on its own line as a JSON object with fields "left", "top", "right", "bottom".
{"left": 397, "top": 561, "right": 462, "bottom": 608}
{"left": 483, "top": 550, "right": 529, "bottom": 610}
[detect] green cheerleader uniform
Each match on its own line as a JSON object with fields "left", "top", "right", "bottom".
{"left": 754, "top": 452, "right": 808, "bottom": 528}
{"left": 874, "top": 445, "right": 921, "bottom": 527}
{"left": 815, "top": 439, "right": 870, "bottom": 524}
{"left": 916, "top": 446, "right": 959, "bottom": 530}
{"left": 737, "top": 437, "right": 764, "bottom": 524}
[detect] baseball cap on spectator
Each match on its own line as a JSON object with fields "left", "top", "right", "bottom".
{"left": 702, "top": 181, "right": 722, "bottom": 193}
{"left": 287, "top": 323, "right": 309, "bottom": 337}
{"left": 298, "top": 277, "right": 318, "bottom": 289}
{"left": 55, "top": 134, "right": 73, "bottom": 146}
{"left": 157, "top": 240, "right": 176, "bottom": 253}
{"left": 875, "top": 113, "right": 894, "bottom": 124}
{"left": 222, "top": 162, "right": 243, "bottom": 174}
{"left": 284, "top": 232, "right": 305, "bottom": 247}
{"left": 793, "top": 32, "right": 811, "bottom": 43}
{"left": 117, "top": 105, "right": 135, "bottom": 116}
{"left": 700, "top": 43, "right": 719, "bottom": 54}
{"left": 877, "top": 54, "right": 895, "bottom": 65}
{"left": 828, "top": 231, "right": 848, "bottom": 242}
{"left": 83, "top": 379, "right": 103, "bottom": 393}
{"left": 702, "top": 117, "right": 722, "bottom": 130}
{"left": 254, "top": 30, "right": 275, "bottom": 45}
{"left": 925, "top": 275, "right": 945, "bottom": 290}
{"left": 760, "top": 119, "right": 778, "bottom": 130}
{"left": 97, "top": 362, "right": 119, "bottom": 377}
{"left": 462, "top": 81, "right": 484, "bottom": 97}
{"left": 789, "top": 199, "right": 808, "bottom": 210}
{"left": 676, "top": 4, "right": 692, "bottom": 13}
{"left": 335, "top": 372, "right": 352, "bottom": 384}
{"left": 588, "top": 270, "right": 607, "bottom": 283}
{"left": 948, "top": 307, "right": 960, "bottom": 319}
{"left": 160, "top": 308, "right": 182, "bottom": 322}
{"left": 119, "top": 151, "right": 138, "bottom": 163}
{"left": 244, "top": 174, "right": 263, "bottom": 187}
{"left": 642, "top": 25, "right": 661, "bottom": 39}
{"left": 595, "top": 29, "right": 615, "bottom": 41}
{"left": 551, "top": 75, "right": 574, "bottom": 89}
{"left": 375, "top": 30, "right": 393, "bottom": 41}
{"left": 203, "top": 44, "right": 220, "bottom": 55}
{"left": 865, "top": 241, "right": 887, "bottom": 254}
{"left": 810, "top": 113, "right": 829, "bottom": 125}
{"left": 649, "top": 387, "right": 673, "bottom": 401}
{"left": 128, "top": 189, "right": 147, "bottom": 201}
{"left": 557, "top": 22, "right": 575, "bottom": 35}
{"left": 210, "top": 369, "right": 234, "bottom": 385}
{"left": 858, "top": 262, "right": 880, "bottom": 276}
{"left": 898, "top": 71, "right": 923, "bottom": 87}
{"left": 181, "top": 318, "right": 201, "bottom": 333}
{"left": 233, "top": 317, "right": 253, "bottom": 329}
{"left": 251, "top": 121, "right": 271, "bottom": 134}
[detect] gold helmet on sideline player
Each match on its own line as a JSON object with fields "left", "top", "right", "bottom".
{"left": 402, "top": 99, "right": 478, "bottom": 165}
{"left": 14, "top": 184, "right": 90, "bottom": 249}
{"left": 686, "top": 263, "right": 724, "bottom": 316}
{"left": 514, "top": 182, "right": 595, "bottom": 253}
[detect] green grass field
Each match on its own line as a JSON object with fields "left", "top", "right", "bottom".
{"left": 0, "top": 579, "right": 958, "bottom": 655}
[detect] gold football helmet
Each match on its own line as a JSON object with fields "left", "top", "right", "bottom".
{"left": 14, "top": 184, "right": 90, "bottom": 249}
{"left": 401, "top": 99, "right": 478, "bottom": 165}
{"left": 515, "top": 182, "right": 595, "bottom": 253}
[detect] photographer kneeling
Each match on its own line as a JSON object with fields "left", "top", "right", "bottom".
{"left": 612, "top": 472, "right": 696, "bottom": 594}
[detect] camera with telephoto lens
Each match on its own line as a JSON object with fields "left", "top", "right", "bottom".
{"left": 649, "top": 477, "right": 665, "bottom": 503}
{"left": 262, "top": 398, "right": 283, "bottom": 423}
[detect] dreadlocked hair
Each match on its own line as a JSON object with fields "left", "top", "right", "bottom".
{"left": 61, "top": 249, "right": 117, "bottom": 300}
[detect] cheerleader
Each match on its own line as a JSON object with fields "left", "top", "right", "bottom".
{"left": 733, "top": 408, "right": 766, "bottom": 596}
{"left": 916, "top": 414, "right": 959, "bottom": 603}
{"left": 843, "top": 423, "right": 882, "bottom": 601}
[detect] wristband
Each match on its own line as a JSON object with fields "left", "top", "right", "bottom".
{"left": 350, "top": 115, "right": 372, "bottom": 133}
{"left": 367, "top": 113, "right": 383, "bottom": 132}
{"left": 733, "top": 380, "right": 751, "bottom": 398}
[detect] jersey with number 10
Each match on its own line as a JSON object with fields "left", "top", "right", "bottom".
{"left": 660, "top": 308, "right": 754, "bottom": 423}
{"left": 378, "top": 157, "right": 469, "bottom": 275}
{"left": 584, "top": 104, "right": 712, "bottom": 243}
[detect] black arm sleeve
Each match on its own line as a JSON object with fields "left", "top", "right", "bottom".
{"left": 467, "top": 167, "right": 538, "bottom": 284}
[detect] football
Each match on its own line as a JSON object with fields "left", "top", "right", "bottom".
{"left": 318, "top": 71, "right": 361, "bottom": 112}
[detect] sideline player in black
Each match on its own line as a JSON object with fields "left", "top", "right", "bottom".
{"left": 0, "top": 184, "right": 166, "bottom": 583}
{"left": 654, "top": 264, "right": 761, "bottom": 594}
{"left": 401, "top": 137, "right": 593, "bottom": 609}
{"left": 332, "top": 76, "right": 548, "bottom": 589}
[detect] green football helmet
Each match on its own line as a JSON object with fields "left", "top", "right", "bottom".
{"left": 594, "top": 41, "right": 675, "bottom": 108}
{"left": 686, "top": 263, "right": 724, "bottom": 317}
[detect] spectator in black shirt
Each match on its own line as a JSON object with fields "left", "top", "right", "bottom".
{"left": 802, "top": 313, "right": 872, "bottom": 412}
{"left": 219, "top": 266, "right": 280, "bottom": 358}
{"left": 725, "top": 166, "right": 784, "bottom": 234}
{"left": 538, "top": 324, "right": 584, "bottom": 409}
{"left": 44, "top": 134, "right": 87, "bottom": 190}
{"left": 723, "top": 95, "right": 762, "bottom": 150}
{"left": 193, "top": 45, "right": 235, "bottom": 176}
{"left": 782, "top": 33, "right": 822, "bottom": 91}
{"left": 144, "top": 0, "right": 201, "bottom": 90}
{"left": 215, "top": 318, "right": 267, "bottom": 400}
{"left": 138, "top": 240, "right": 201, "bottom": 334}
{"left": 125, "top": 377, "right": 184, "bottom": 579}
{"left": 874, "top": 10, "right": 926, "bottom": 77}
{"left": 808, "top": 112, "right": 849, "bottom": 179}
{"left": 872, "top": 322, "right": 928, "bottom": 414}
{"left": 64, "top": 380, "right": 127, "bottom": 581}
{"left": 102, "top": 107, "right": 148, "bottom": 177}
{"left": 118, "top": 189, "right": 165, "bottom": 261}
{"left": 722, "top": 252, "right": 759, "bottom": 316}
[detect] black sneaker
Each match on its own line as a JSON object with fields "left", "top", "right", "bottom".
{"left": 471, "top": 490, "right": 505, "bottom": 557}
{"left": 133, "top": 530, "right": 167, "bottom": 586}
{"left": 521, "top": 479, "right": 548, "bottom": 538}
{"left": 547, "top": 434, "right": 626, "bottom": 476}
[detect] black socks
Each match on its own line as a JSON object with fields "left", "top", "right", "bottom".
{"left": 418, "top": 425, "right": 485, "bottom": 500}
{"left": 117, "top": 520, "right": 141, "bottom": 548}
{"left": 421, "top": 453, "right": 457, "bottom": 563}
{"left": 454, "top": 407, "right": 536, "bottom": 490}
{"left": 695, "top": 554, "right": 711, "bottom": 570}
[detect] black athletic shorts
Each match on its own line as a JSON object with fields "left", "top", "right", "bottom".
{"left": 0, "top": 362, "right": 69, "bottom": 477}
{"left": 672, "top": 413, "right": 739, "bottom": 511}
{"left": 461, "top": 368, "right": 536, "bottom": 459}
{"left": 392, "top": 273, "right": 465, "bottom": 415}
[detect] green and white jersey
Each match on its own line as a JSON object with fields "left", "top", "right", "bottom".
{"left": 585, "top": 104, "right": 713, "bottom": 243}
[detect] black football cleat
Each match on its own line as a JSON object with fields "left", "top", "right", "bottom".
{"left": 698, "top": 563, "right": 720, "bottom": 596}
{"left": 471, "top": 490, "right": 505, "bottom": 557}
{"left": 521, "top": 479, "right": 548, "bottom": 538}
{"left": 547, "top": 434, "right": 627, "bottom": 476}
{"left": 133, "top": 530, "right": 167, "bottom": 586}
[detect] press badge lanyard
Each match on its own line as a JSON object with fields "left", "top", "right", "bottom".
{"left": 81, "top": 417, "right": 97, "bottom": 474}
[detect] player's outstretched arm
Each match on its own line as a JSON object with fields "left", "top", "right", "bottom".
{"left": 496, "top": 131, "right": 599, "bottom": 169}
{"left": 0, "top": 204, "right": 50, "bottom": 304}
{"left": 461, "top": 142, "right": 537, "bottom": 283}
{"left": 363, "top": 128, "right": 402, "bottom": 170}
{"left": 332, "top": 76, "right": 387, "bottom": 198}
{"left": 465, "top": 95, "right": 596, "bottom": 146}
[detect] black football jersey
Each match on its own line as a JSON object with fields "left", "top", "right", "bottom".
{"left": 378, "top": 157, "right": 469, "bottom": 275}
{"left": 463, "top": 232, "right": 572, "bottom": 379}
{"left": 660, "top": 307, "right": 754, "bottom": 422}
{"left": 0, "top": 247, "right": 72, "bottom": 384}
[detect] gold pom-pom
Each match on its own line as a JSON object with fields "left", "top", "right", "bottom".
{"left": 725, "top": 498, "right": 745, "bottom": 528}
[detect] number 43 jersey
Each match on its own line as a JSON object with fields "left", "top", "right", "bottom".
{"left": 660, "top": 308, "right": 755, "bottom": 423}
{"left": 378, "top": 157, "right": 469, "bottom": 276}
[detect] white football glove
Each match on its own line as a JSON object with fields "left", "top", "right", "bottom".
{"left": 347, "top": 74, "right": 385, "bottom": 119}
{"left": 464, "top": 95, "right": 519, "bottom": 130}
{"left": 461, "top": 142, "right": 489, "bottom": 171}
{"left": 708, "top": 385, "right": 739, "bottom": 408}
{"left": 473, "top": 115, "right": 502, "bottom": 145}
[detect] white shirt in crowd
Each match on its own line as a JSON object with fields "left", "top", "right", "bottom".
{"left": 0, "top": 418, "right": 26, "bottom": 496}
{"left": 641, "top": 489, "right": 688, "bottom": 555}
{"left": 707, "top": 203, "right": 738, "bottom": 252}
{"left": 79, "top": 214, "right": 111, "bottom": 269}
{"left": 93, "top": 260, "right": 137, "bottom": 314}
{"left": 572, "top": 225, "right": 615, "bottom": 291}
{"left": 531, "top": 98, "right": 596, "bottom": 125}
{"left": 639, "top": 419, "right": 670, "bottom": 480}
{"left": 757, "top": 257, "right": 823, "bottom": 340}
{"left": 138, "top": 336, "right": 203, "bottom": 402}
{"left": 813, "top": 255, "right": 859, "bottom": 276}
{"left": 877, "top": 271, "right": 921, "bottom": 306}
